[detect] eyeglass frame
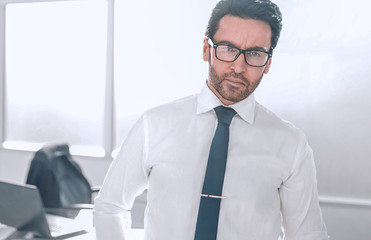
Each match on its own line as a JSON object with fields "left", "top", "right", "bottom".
{"left": 207, "top": 38, "right": 272, "bottom": 67}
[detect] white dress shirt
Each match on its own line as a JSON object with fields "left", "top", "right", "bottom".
{"left": 94, "top": 84, "right": 329, "bottom": 240}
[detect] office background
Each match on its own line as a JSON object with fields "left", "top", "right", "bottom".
{"left": 0, "top": 0, "right": 370, "bottom": 239}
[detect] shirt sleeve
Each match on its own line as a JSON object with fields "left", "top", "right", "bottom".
{"left": 94, "top": 115, "right": 150, "bottom": 240}
{"left": 279, "top": 133, "right": 329, "bottom": 240}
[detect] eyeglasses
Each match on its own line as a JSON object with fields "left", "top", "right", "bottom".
{"left": 208, "top": 38, "right": 272, "bottom": 67}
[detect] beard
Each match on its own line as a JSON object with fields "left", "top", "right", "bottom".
{"left": 208, "top": 65, "right": 264, "bottom": 103}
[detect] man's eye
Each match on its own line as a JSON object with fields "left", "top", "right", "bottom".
{"left": 226, "top": 46, "right": 238, "bottom": 53}
{"left": 248, "top": 51, "right": 261, "bottom": 57}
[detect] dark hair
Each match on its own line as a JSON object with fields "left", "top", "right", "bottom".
{"left": 206, "top": 0, "right": 282, "bottom": 51}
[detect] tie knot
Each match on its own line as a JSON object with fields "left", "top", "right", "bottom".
{"left": 214, "top": 106, "right": 236, "bottom": 126}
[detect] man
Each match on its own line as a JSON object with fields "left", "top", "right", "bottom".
{"left": 94, "top": 0, "right": 329, "bottom": 239}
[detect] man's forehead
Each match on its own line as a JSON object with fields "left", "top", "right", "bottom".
{"left": 214, "top": 15, "right": 272, "bottom": 50}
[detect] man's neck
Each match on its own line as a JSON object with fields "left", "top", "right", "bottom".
{"left": 206, "top": 80, "right": 235, "bottom": 106}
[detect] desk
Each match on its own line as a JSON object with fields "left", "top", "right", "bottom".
{"left": 68, "top": 229, "right": 145, "bottom": 240}
{"left": 5, "top": 209, "right": 145, "bottom": 240}
{"left": 8, "top": 229, "right": 145, "bottom": 240}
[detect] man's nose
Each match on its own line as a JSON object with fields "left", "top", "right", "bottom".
{"left": 230, "top": 53, "right": 247, "bottom": 73}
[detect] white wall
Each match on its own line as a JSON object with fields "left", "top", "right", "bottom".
{"left": 255, "top": 1, "right": 371, "bottom": 239}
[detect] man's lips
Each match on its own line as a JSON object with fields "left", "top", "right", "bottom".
{"left": 224, "top": 78, "right": 246, "bottom": 86}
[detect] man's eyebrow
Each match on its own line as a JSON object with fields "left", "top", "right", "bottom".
{"left": 216, "top": 40, "right": 269, "bottom": 52}
{"left": 245, "top": 46, "right": 269, "bottom": 52}
{"left": 216, "top": 40, "right": 238, "bottom": 47}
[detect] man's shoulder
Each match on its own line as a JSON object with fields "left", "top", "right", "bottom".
{"left": 255, "top": 102, "right": 304, "bottom": 137}
{"left": 145, "top": 94, "right": 198, "bottom": 118}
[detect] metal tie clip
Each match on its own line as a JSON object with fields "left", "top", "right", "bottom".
{"left": 201, "top": 193, "right": 226, "bottom": 199}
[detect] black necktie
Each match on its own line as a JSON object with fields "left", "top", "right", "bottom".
{"left": 194, "top": 106, "right": 236, "bottom": 240}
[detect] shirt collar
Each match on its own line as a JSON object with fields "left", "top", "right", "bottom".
{"left": 197, "top": 83, "right": 256, "bottom": 124}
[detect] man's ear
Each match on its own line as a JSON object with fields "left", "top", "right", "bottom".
{"left": 203, "top": 37, "right": 210, "bottom": 62}
{"left": 264, "top": 58, "right": 272, "bottom": 74}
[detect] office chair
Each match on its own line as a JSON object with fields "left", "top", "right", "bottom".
{"left": 26, "top": 143, "right": 99, "bottom": 213}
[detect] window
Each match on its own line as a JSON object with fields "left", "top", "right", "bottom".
{"left": 1, "top": 0, "right": 110, "bottom": 157}
{"left": 0, "top": 0, "right": 218, "bottom": 158}
{"left": 113, "top": 0, "right": 219, "bottom": 149}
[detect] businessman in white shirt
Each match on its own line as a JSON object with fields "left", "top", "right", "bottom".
{"left": 94, "top": 0, "right": 329, "bottom": 239}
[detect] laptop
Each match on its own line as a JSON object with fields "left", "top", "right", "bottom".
{"left": 0, "top": 223, "right": 16, "bottom": 240}
{"left": 0, "top": 181, "right": 89, "bottom": 239}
